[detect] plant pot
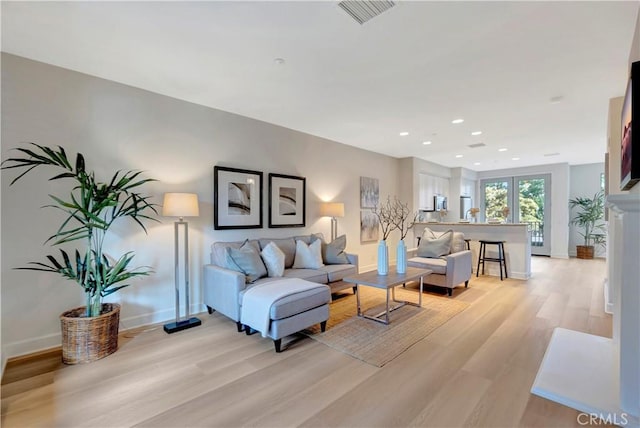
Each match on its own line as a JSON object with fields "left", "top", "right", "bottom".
{"left": 60, "top": 303, "right": 120, "bottom": 364}
{"left": 576, "top": 245, "right": 594, "bottom": 260}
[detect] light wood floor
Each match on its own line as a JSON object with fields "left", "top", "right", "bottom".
{"left": 1, "top": 257, "right": 611, "bottom": 427}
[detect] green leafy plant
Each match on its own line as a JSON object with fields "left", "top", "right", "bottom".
{"left": 1, "top": 143, "right": 158, "bottom": 317}
{"left": 569, "top": 190, "right": 606, "bottom": 249}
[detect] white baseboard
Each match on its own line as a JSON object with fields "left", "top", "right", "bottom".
{"left": 1, "top": 303, "right": 207, "bottom": 362}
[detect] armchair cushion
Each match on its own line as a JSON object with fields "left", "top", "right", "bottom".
{"left": 417, "top": 230, "right": 453, "bottom": 258}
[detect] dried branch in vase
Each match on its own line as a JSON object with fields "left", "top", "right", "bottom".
{"left": 390, "top": 197, "right": 417, "bottom": 240}
{"left": 373, "top": 196, "right": 397, "bottom": 241}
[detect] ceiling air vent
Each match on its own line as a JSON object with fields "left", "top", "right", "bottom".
{"left": 468, "top": 143, "right": 486, "bottom": 148}
{"left": 338, "top": 0, "right": 396, "bottom": 25}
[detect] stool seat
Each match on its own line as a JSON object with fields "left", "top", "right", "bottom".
{"left": 476, "top": 240, "right": 508, "bottom": 280}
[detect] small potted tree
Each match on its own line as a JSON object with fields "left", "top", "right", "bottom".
{"left": 2, "top": 143, "right": 158, "bottom": 363}
{"left": 569, "top": 190, "right": 606, "bottom": 259}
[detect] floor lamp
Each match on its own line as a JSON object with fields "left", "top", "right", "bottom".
{"left": 162, "top": 192, "right": 202, "bottom": 334}
{"left": 320, "top": 202, "right": 345, "bottom": 241}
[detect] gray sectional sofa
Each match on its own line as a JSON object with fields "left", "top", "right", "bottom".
{"left": 203, "top": 234, "right": 359, "bottom": 333}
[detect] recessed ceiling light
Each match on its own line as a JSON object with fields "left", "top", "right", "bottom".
{"left": 399, "top": 131, "right": 409, "bottom": 136}
{"left": 550, "top": 95, "right": 563, "bottom": 104}
{"left": 512, "top": 157, "right": 520, "bottom": 161}
{"left": 274, "top": 58, "right": 286, "bottom": 65}
{"left": 474, "top": 162, "right": 481, "bottom": 166}
{"left": 471, "top": 131, "right": 482, "bottom": 136}
{"left": 422, "top": 141, "right": 432, "bottom": 145}
{"left": 451, "top": 119, "right": 464, "bottom": 124}
{"left": 455, "top": 154, "right": 463, "bottom": 158}
{"left": 498, "top": 148, "right": 508, "bottom": 152}
{"left": 544, "top": 152, "right": 560, "bottom": 157}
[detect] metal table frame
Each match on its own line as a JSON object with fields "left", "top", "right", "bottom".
{"left": 343, "top": 267, "right": 432, "bottom": 325}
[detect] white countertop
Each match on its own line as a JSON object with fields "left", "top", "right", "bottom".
{"left": 416, "top": 222, "right": 529, "bottom": 227}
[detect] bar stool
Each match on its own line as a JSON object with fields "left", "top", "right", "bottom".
{"left": 464, "top": 239, "right": 471, "bottom": 250}
{"left": 476, "top": 240, "right": 508, "bottom": 280}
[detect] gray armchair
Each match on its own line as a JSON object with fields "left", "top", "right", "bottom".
{"left": 407, "top": 230, "right": 472, "bottom": 296}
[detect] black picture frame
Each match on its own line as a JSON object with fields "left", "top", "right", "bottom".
{"left": 621, "top": 60, "right": 640, "bottom": 191}
{"left": 214, "top": 166, "right": 263, "bottom": 230}
{"left": 268, "top": 173, "right": 306, "bottom": 228}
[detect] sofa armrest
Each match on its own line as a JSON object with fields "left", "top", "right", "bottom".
{"left": 346, "top": 252, "right": 359, "bottom": 272}
{"left": 407, "top": 248, "right": 418, "bottom": 258}
{"left": 444, "top": 250, "right": 473, "bottom": 287}
{"left": 203, "top": 264, "right": 246, "bottom": 322}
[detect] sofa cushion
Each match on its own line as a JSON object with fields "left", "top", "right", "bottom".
{"left": 293, "top": 239, "right": 324, "bottom": 269}
{"left": 261, "top": 242, "right": 285, "bottom": 277}
{"left": 407, "top": 256, "right": 448, "bottom": 275}
{"left": 318, "top": 264, "right": 357, "bottom": 282}
{"left": 258, "top": 238, "right": 296, "bottom": 268}
{"left": 283, "top": 268, "right": 328, "bottom": 284}
{"left": 312, "top": 234, "right": 349, "bottom": 265}
{"left": 212, "top": 239, "right": 260, "bottom": 268}
{"left": 270, "top": 285, "right": 330, "bottom": 320}
{"left": 226, "top": 241, "right": 267, "bottom": 283}
{"left": 417, "top": 230, "right": 453, "bottom": 258}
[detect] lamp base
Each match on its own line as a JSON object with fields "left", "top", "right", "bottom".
{"left": 163, "top": 317, "right": 202, "bottom": 334}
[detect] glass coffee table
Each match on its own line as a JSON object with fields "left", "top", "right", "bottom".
{"left": 343, "top": 267, "right": 432, "bottom": 325}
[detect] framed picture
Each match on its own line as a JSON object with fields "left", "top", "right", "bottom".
{"left": 360, "top": 210, "right": 379, "bottom": 243}
{"left": 361, "top": 176, "right": 379, "bottom": 208}
{"left": 214, "top": 166, "right": 263, "bottom": 230}
{"left": 268, "top": 173, "right": 306, "bottom": 228}
{"left": 621, "top": 60, "right": 639, "bottom": 190}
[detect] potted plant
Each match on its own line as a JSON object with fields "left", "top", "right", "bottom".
{"left": 1, "top": 143, "right": 158, "bottom": 363}
{"left": 569, "top": 190, "right": 606, "bottom": 259}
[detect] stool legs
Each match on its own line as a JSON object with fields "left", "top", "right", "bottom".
{"left": 476, "top": 241, "right": 507, "bottom": 280}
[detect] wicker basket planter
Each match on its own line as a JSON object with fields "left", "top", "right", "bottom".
{"left": 576, "top": 245, "right": 595, "bottom": 260}
{"left": 60, "top": 303, "right": 120, "bottom": 364}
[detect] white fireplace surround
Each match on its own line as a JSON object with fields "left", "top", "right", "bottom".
{"left": 531, "top": 193, "right": 640, "bottom": 426}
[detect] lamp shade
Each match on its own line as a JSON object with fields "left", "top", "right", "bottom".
{"left": 162, "top": 193, "right": 200, "bottom": 217}
{"left": 320, "top": 202, "right": 345, "bottom": 218}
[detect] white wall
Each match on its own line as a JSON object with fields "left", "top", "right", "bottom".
{"left": 1, "top": 54, "right": 402, "bottom": 360}
{"left": 568, "top": 163, "right": 605, "bottom": 257}
{"left": 477, "top": 163, "right": 571, "bottom": 259}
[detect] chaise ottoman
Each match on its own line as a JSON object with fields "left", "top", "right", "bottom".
{"left": 240, "top": 278, "right": 331, "bottom": 352}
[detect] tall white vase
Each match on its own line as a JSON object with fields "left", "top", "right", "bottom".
{"left": 377, "top": 240, "right": 389, "bottom": 275}
{"left": 396, "top": 239, "right": 407, "bottom": 274}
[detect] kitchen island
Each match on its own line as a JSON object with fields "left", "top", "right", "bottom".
{"left": 414, "top": 222, "right": 532, "bottom": 279}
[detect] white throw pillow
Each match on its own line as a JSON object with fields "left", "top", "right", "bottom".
{"left": 261, "top": 241, "right": 285, "bottom": 277}
{"left": 292, "top": 239, "right": 325, "bottom": 269}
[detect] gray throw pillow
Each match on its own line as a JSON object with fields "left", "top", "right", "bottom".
{"left": 226, "top": 241, "right": 267, "bottom": 283}
{"left": 417, "top": 230, "right": 453, "bottom": 258}
{"left": 313, "top": 234, "right": 349, "bottom": 264}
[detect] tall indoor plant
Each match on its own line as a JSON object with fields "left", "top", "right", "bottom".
{"left": 569, "top": 190, "right": 606, "bottom": 259}
{"left": 2, "top": 143, "right": 158, "bottom": 363}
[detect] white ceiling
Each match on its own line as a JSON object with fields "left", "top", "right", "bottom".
{"left": 2, "top": 1, "right": 638, "bottom": 171}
